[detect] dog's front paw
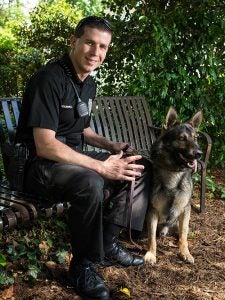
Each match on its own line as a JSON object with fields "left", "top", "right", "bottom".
{"left": 179, "top": 250, "right": 194, "bottom": 264}
{"left": 144, "top": 251, "right": 156, "bottom": 265}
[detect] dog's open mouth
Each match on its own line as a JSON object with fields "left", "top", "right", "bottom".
{"left": 178, "top": 153, "right": 197, "bottom": 172}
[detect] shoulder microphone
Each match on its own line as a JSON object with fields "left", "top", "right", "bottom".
{"left": 59, "top": 60, "right": 89, "bottom": 117}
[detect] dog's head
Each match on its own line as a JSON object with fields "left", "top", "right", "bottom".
{"left": 153, "top": 107, "right": 203, "bottom": 172}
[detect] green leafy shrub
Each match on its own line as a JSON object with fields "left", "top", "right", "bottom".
{"left": 0, "top": 215, "right": 71, "bottom": 286}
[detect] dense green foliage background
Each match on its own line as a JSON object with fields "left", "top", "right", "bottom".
{"left": 100, "top": 0, "right": 225, "bottom": 168}
{"left": 0, "top": 0, "right": 225, "bottom": 167}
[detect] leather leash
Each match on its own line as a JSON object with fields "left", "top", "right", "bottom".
{"left": 127, "top": 179, "right": 143, "bottom": 251}
{"left": 122, "top": 144, "right": 143, "bottom": 251}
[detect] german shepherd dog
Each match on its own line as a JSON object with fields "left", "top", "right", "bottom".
{"left": 144, "top": 107, "right": 203, "bottom": 265}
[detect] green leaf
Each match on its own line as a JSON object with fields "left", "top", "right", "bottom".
{"left": 187, "top": 56, "right": 192, "bottom": 65}
{"left": 0, "top": 253, "right": 7, "bottom": 267}
{"left": 0, "top": 268, "right": 14, "bottom": 286}
{"left": 55, "top": 219, "right": 67, "bottom": 230}
{"left": 27, "top": 251, "right": 37, "bottom": 261}
{"left": 27, "top": 265, "right": 40, "bottom": 279}
{"left": 56, "top": 250, "right": 68, "bottom": 264}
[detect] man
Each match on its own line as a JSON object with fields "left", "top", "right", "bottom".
{"left": 15, "top": 16, "right": 150, "bottom": 299}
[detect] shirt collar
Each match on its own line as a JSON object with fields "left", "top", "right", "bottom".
{"left": 61, "top": 53, "right": 92, "bottom": 86}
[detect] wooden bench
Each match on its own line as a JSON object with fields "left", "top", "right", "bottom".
{"left": 0, "top": 97, "right": 212, "bottom": 232}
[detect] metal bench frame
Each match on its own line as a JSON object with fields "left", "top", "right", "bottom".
{"left": 0, "top": 97, "right": 212, "bottom": 231}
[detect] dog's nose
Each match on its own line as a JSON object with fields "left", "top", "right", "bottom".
{"left": 195, "top": 149, "right": 202, "bottom": 159}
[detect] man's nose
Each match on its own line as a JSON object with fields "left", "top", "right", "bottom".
{"left": 90, "top": 45, "right": 99, "bottom": 55}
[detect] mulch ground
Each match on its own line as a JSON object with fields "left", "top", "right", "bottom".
{"left": 1, "top": 169, "right": 225, "bottom": 300}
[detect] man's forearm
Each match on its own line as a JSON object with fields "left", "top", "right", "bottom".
{"left": 36, "top": 136, "right": 103, "bottom": 172}
{"left": 85, "top": 134, "right": 113, "bottom": 151}
{"left": 83, "top": 127, "right": 114, "bottom": 152}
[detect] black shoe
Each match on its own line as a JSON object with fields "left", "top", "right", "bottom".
{"left": 69, "top": 262, "right": 110, "bottom": 300}
{"left": 103, "top": 239, "right": 144, "bottom": 267}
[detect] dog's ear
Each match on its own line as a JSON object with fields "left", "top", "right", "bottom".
{"left": 163, "top": 107, "right": 179, "bottom": 130}
{"left": 188, "top": 110, "right": 203, "bottom": 130}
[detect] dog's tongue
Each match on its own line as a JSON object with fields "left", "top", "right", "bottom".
{"left": 187, "top": 159, "right": 197, "bottom": 173}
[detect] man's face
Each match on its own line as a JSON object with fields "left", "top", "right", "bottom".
{"left": 70, "top": 26, "right": 112, "bottom": 80}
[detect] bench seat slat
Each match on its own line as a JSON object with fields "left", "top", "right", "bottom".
{"left": 0, "top": 206, "right": 18, "bottom": 230}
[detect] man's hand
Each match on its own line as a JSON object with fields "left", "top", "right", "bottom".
{"left": 99, "top": 151, "right": 144, "bottom": 181}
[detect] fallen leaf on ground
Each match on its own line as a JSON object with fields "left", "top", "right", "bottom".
{"left": 1, "top": 285, "right": 14, "bottom": 299}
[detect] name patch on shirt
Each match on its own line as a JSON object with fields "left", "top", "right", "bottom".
{"left": 61, "top": 105, "right": 73, "bottom": 109}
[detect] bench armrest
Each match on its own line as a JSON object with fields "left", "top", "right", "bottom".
{"left": 198, "top": 130, "right": 212, "bottom": 168}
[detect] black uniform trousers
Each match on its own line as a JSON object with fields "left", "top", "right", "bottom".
{"left": 24, "top": 151, "right": 151, "bottom": 263}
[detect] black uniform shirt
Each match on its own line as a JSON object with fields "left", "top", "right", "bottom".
{"left": 16, "top": 53, "right": 96, "bottom": 151}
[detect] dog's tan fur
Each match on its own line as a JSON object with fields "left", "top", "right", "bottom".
{"left": 145, "top": 107, "right": 203, "bottom": 265}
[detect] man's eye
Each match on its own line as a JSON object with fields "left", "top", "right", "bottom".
{"left": 101, "top": 45, "right": 108, "bottom": 50}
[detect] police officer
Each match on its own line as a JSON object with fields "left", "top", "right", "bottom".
{"left": 15, "top": 16, "right": 150, "bottom": 300}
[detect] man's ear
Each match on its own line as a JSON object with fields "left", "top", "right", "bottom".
{"left": 70, "top": 35, "right": 77, "bottom": 48}
{"left": 163, "top": 107, "right": 179, "bottom": 130}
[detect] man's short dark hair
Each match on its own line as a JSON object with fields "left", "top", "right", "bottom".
{"left": 74, "top": 16, "right": 113, "bottom": 38}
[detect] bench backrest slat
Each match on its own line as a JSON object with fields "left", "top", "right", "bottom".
{"left": 1, "top": 101, "right": 15, "bottom": 144}
{"left": 90, "top": 96, "right": 154, "bottom": 150}
{"left": 11, "top": 99, "right": 22, "bottom": 125}
{"left": 100, "top": 98, "right": 117, "bottom": 141}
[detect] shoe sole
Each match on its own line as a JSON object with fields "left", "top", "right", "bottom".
{"left": 68, "top": 276, "right": 111, "bottom": 300}
{"left": 97, "top": 260, "right": 144, "bottom": 268}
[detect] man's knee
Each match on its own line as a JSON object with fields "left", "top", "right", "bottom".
{"left": 68, "top": 170, "right": 105, "bottom": 205}
{"left": 83, "top": 171, "right": 105, "bottom": 196}
{"left": 68, "top": 172, "right": 105, "bottom": 222}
